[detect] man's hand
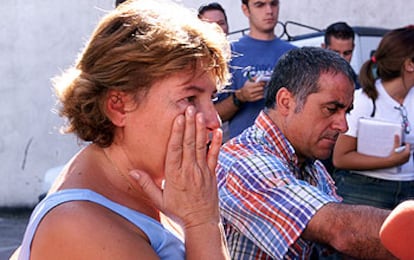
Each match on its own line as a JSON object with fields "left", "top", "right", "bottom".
{"left": 237, "top": 78, "right": 267, "bottom": 102}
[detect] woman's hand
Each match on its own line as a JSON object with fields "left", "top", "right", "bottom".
{"left": 387, "top": 135, "right": 411, "bottom": 167}
{"left": 128, "top": 105, "right": 222, "bottom": 228}
{"left": 129, "top": 106, "right": 229, "bottom": 260}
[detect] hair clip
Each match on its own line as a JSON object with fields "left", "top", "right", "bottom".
{"left": 371, "top": 56, "right": 377, "bottom": 63}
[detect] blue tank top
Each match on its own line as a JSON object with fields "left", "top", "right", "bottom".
{"left": 18, "top": 189, "right": 185, "bottom": 259}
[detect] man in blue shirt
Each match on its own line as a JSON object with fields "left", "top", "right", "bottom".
{"left": 215, "top": 0, "right": 296, "bottom": 139}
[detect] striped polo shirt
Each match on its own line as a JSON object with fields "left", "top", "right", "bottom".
{"left": 216, "top": 110, "right": 341, "bottom": 259}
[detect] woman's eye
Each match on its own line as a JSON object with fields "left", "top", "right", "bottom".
{"left": 185, "top": 96, "right": 196, "bottom": 104}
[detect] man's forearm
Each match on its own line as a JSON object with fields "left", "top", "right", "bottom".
{"left": 304, "top": 203, "right": 396, "bottom": 259}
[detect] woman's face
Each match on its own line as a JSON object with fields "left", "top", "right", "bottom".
{"left": 121, "top": 67, "right": 220, "bottom": 183}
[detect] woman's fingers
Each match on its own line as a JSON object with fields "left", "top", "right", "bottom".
{"left": 207, "top": 128, "right": 222, "bottom": 174}
{"left": 146, "top": 105, "right": 220, "bottom": 226}
{"left": 128, "top": 170, "right": 163, "bottom": 209}
{"left": 164, "top": 114, "right": 185, "bottom": 177}
{"left": 195, "top": 112, "right": 208, "bottom": 168}
{"left": 182, "top": 106, "right": 197, "bottom": 168}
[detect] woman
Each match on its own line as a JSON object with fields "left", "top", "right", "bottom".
{"left": 333, "top": 26, "right": 414, "bottom": 209}
{"left": 14, "top": 0, "right": 230, "bottom": 259}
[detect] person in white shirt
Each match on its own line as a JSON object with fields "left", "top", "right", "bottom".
{"left": 333, "top": 25, "right": 414, "bottom": 210}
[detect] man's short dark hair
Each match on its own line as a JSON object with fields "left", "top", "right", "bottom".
{"left": 198, "top": 2, "right": 228, "bottom": 22}
{"left": 324, "top": 22, "right": 355, "bottom": 46}
{"left": 265, "top": 47, "right": 355, "bottom": 110}
{"left": 115, "top": 0, "right": 127, "bottom": 7}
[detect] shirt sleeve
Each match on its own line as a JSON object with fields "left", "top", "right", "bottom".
{"left": 218, "top": 153, "right": 338, "bottom": 258}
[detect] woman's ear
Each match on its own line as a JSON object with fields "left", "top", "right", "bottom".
{"left": 405, "top": 58, "right": 414, "bottom": 72}
{"left": 275, "top": 87, "right": 295, "bottom": 116}
{"left": 105, "top": 90, "right": 128, "bottom": 127}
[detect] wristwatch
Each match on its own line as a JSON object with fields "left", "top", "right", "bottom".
{"left": 232, "top": 92, "right": 244, "bottom": 107}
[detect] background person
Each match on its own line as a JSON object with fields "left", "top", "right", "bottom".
{"left": 321, "top": 22, "right": 361, "bottom": 89}
{"left": 197, "top": 2, "right": 229, "bottom": 34}
{"left": 13, "top": 0, "right": 231, "bottom": 259}
{"left": 115, "top": 0, "right": 127, "bottom": 7}
{"left": 333, "top": 26, "right": 414, "bottom": 210}
{"left": 197, "top": 2, "right": 231, "bottom": 142}
{"left": 322, "top": 21, "right": 361, "bottom": 90}
{"left": 320, "top": 21, "right": 360, "bottom": 175}
{"left": 214, "top": 0, "right": 296, "bottom": 139}
{"left": 216, "top": 47, "right": 396, "bottom": 259}
{"left": 322, "top": 22, "right": 355, "bottom": 64}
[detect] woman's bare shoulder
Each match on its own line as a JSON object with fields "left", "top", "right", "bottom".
{"left": 29, "top": 201, "right": 159, "bottom": 260}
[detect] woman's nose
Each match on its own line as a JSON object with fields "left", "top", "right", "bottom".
{"left": 203, "top": 103, "right": 221, "bottom": 130}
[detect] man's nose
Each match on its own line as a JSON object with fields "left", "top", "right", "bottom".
{"left": 333, "top": 113, "right": 349, "bottom": 133}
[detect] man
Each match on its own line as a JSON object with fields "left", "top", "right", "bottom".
{"left": 198, "top": 2, "right": 231, "bottom": 142}
{"left": 216, "top": 47, "right": 396, "bottom": 259}
{"left": 198, "top": 2, "right": 229, "bottom": 34}
{"left": 115, "top": 0, "right": 126, "bottom": 7}
{"left": 321, "top": 22, "right": 360, "bottom": 174}
{"left": 214, "top": 0, "right": 296, "bottom": 139}
{"left": 322, "top": 22, "right": 355, "bottom": 63}
{"left": 322, "top": 21, "right": 360, "bottom": 90}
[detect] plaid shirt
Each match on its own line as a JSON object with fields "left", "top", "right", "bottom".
{"left": 217, "top": 111, "right": 341, "bottom": 259}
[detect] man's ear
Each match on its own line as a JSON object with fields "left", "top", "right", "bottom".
{"left": 241, "top": 3, "right": 250, "bottom": 17}
{"left": 105, "top": 90, "right": 128, "bottom": 127}
{"left": 275, "top": 87, "right": 294, "bottom": 115}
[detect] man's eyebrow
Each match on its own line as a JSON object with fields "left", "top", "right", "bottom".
{"left": 325, "top": 100, "right": 354, "bottom": 112}
{"left": 326, "top": 100, "right": 346, "bottom": 109}
{"left": 252, "top": 1, "right": 265, "bottom": 6}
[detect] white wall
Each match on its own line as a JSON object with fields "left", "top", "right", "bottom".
{"left": 1, "top": 0, "right": 412, "bottom": 207}
{"left": 0, "top": 1, "right": 114, "bottom": 207}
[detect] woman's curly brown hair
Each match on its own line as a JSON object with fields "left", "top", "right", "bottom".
{"left": 53, "top": 0, "right": 230, "bottom": 147}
